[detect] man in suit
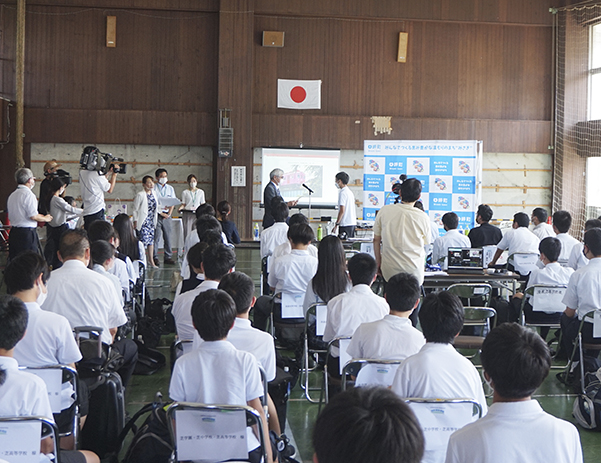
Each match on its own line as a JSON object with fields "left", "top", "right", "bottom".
{"left": 263, "top": 168, "right": 298, "bottom": 229}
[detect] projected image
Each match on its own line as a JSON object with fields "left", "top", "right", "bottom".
{"left": 280, "top": 166, "right": 323, "bottom": 197}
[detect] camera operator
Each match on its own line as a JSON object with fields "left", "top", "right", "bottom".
{"left": 79, "top": 149, "right": 117, "bottom": 231}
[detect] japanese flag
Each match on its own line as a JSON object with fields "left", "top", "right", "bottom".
{"left": 277, "top": 79, "right": 322, "bottom": 110}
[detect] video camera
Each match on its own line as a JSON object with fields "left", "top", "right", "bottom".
{"left": 80, "top": 146, "right": 127, "bottom": 175}
{"left": 45, "top": 168, "right": 73, "bottom": 186}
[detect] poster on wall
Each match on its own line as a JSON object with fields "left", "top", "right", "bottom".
{"left": 363, "top": 140, "right": 482, "bottom": 234}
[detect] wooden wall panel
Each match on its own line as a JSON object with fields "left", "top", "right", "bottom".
{"left": 3, "top": 0, "right": 219, "bottom": 12}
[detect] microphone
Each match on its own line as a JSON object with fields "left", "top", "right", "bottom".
{"left": 302, "top": 183, "right": 314, "bottom": 194}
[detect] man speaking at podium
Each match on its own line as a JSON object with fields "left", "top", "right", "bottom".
{"left": 263, "top": 168, "right": 298, "bottom": 229}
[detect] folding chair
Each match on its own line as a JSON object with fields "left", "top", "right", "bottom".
{"left": 301, "top": 303, "right": 328, "bottom": 403}
{"left": 170, "top": 339, "right": 194, "bottom": 372}
{"left": 0, "top": 416, "right": 60, "bottom": 463}
{"left": 508, "top": 252, "right": 540, "bottom": 278}
{"left": 167, "top": 402, "right": 268, "bottom": 463}
{"left": 341, "top": 359, "right": 402, "bottom": 390}
{"left": 23, "top": 365, "right": 80, "bottom": 448}
{"left": 261, "top": 256, "right": 270, "bottom": 296}
{"left": 405, "top": 398, "right": 482, "bottom": 462}
{"left": 270, "top": 292, "right": 305, "bottom": 357}
{"left": 321, "top": 336, "right": 352, "bottom": 406}
{"left": 447, "top": 283, "right": 492, "bottom": 308}
{"left": 132, "top": 261, "right": 146, "bottom": 317}
{"left": 560, "top": 310, "right": 601, "bottom": 383}
{"left": 453, "top": 307, "right": 497, "bottom": 357}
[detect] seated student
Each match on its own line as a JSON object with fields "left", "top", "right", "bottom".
{"left": 175, "top": 242, "right": 208, "bottom": 297}
{"left": 323, "top": 253, "right": 389, "bottom": 362}
{"left": 560, "top": 228, "right": 601, "bottom": 356}
{"left": 445, "top": 323, "right": 583, "bottom": 463}
{"left": 5, "top": 252, "right": 88, "bottom": 450}
{"left": 531, "top": 207, "right": 555, "bottom": 240}
{"left": 0, "top": 295, "right": 99, "bottom": 463}
{"left": 488, "top": 212, "right": 540, "bottom": 267}
{"left": 260, "top": 199, "right": 289, "bottom": 259}
{"left": 172, "top": 244, "right": 236, "bottom": 344}
{"left": 169, "top": 289, "right": 274, "bottom": 463}
{"left": 347, "top": 272, "right": 425, "bottom": 361}
{"left": 217, "top": 200, "right": 241, "bottom": 245}
{"left": 90, "top": 240, "right": 124, "bottom": 305}
{"left": 568, "top": 218, "right": 601, "bottom": 270}
{"left": 180, "top": 214, "right": 225, "bottom": 279}
{"left": 391, "top": 291, "right": 487, "bottom": 462}
{"left": 253, "top": 223, "right": 318, "bottom": 332}
{"left": 313, "top": 386, "right": 425, "bottom": 463}
{"left": 553, "top": 210, "right": 580, "bottom": 263}
{"left": 432, "top": 212, "right": 471, "bottom": 269}
{"left": 468, "top": 204, "right": 503, "bottom": 248}
{"left": 271, "top": 213, "right": 318, "bottom": 263}
{"left": 510, "top": 237, "right": 573, "bottom": 338}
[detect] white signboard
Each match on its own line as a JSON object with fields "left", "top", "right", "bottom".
{"left": 231, "top": 166, "right": 246, "bottom": 187}
{"left": 315, "top": 305, "right": 327, "bottom": 337}
{"left": 281, "top": 293, "right": 304, "bottom": 319}
{"left": 0, "top": 421, "right": 42, "bottom": 463}
{"left": 26, "top": 369, "right": 63, "bottom": 414}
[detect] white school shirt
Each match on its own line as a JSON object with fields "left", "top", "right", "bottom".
{"left": 13, "top": 302, "right": 82, "bottom": 367}
{"left": 93, "top": 264, "right": 125, "bottom": 305}
{"left": 180, "top": 232, "right": 231, "bottom": 279}
{"left": 108, "top": 257, "right": 130, "bottom": 299}
{"left": 347, "top": 314, "right": 425, "bottom": 361}
{"left": 169, "top": 340, "right": 263, "bottom": 451}
{"left": 260, "top": 222, "right": 289, "bottom": 258}
{"left": 562, "top": 257, "right": 601, "bottom": 320}
{"left": 0, "top": 356, "right": 54, "bottom": 423}
{"left": 42, "top": 259, "right": 126, "bottom": 345}
{"left": 556, "top": 232, "right": 579, "bottom": 263}
{"left": 48, "top": 195, "right": 83, "bottom": 228}
{"left": 432, "top": 229, "right": 471, "bottom": 270}
{"left": 323, "top": 284, "right": 389, "bottom": 356}
{"left": 192, "top": 317, "right": 277, "bottom": 382}
{"left": 268, "top": 250, "right": 318, "bottom": 294}
{"left": 79, "top": 170, "right": 110, "bottom": 215}
{"left": 337, "top": 186, "right": 357, "bottom": 227}
{"left": 271, "top": 241, "right": 318, "bottom": 274}
{"left": 496, "top": 226, "right": 540, "bottom": 256}
{"left": 172, "top": 280, "right": 219, "bottom": 342}
{"left": 302, "top": 279, "right": 351, "bottom": 316}
{"left": 7, "top": 185, "right": 38, "bottom": 228}
{"left": 532, "top": 222, "right": 555, "bottom": 240}
{"left": 445, "top": 400, "right": 583, "bottom": 463}
{"left": 527, "top": 262, "right": 573, "bottom": 293}
{"left": 568, "top": 242, "right": 588, "bottom": 270}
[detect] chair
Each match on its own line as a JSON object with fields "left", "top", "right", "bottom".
{"left": 561, "top": 310, "right": 601, "bottom": 382}
{"left": 321, "top": 336, "right": 352, "bottom": 406}
{"left": 0, "top": 416, "right": 60, "bottom": 463}
{"left": 22, "top": 365, "right": 80, "bottom": 448}
{"left": 269, "top": 292, "right": 305, "bottom": 356}
{"left": 341, "top": 359, "right": 403, "bottom": 390}
{"left": 447, "top": 283, "right": 492, "bottom": 307}
{"left": 405, "top": 398, "right": 482, "bottom": 461}
{"left": 132, "top": 261, "right": 146, "bottom": 317}
{"left": 170, "top": 339, "right": 194, "bottom": 372}
{"left": 508, "top": 252, "right": 540, "bottom": 277}
{"left": 301, "top": 303, "right": 328, "bottom": 403}
{"left": 167, "top": 402, "right": 268, "bottom": 463}
{"left": 261, "top": 256, "right": 270, "bottom": 296}
{"left": 453, "top": 307, "right": 497, "bottom": 353}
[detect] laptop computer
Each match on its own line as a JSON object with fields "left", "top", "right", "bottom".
{"left": 447, "top": 247, "right": 484, "bottom": 274}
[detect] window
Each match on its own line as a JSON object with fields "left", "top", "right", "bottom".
{"left": 589, "top": 23, "right": 601, "bottom": 120}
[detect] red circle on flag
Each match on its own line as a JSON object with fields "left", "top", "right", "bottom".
{"left": 290, "top": 86, "right": 307, "bottom": 103}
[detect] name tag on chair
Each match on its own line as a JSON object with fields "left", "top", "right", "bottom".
{"left": 532, "top": 287, "right": 567, "bottom": 313}
{"left": 594, "top": 311, "right": 601, "bottom": 338}
{"left": 281, "top": 293, "right": 304, "bottom": 319}
{"left": 0, "top": 421, "right": 42, "bottom": 463}
{"left": 175, "top": 409, "right": 248, "bottom": 461}
{"left": 316, "top": 305, "right": 327, "bottom": 336}
{"left": 26, "top": 369, "right": 63, "bottom": 414}
{"left": 339, "top": 338, "right": 351, "bottom": 375}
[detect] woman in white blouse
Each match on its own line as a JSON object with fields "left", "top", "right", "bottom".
{"left": 45, "top": 177, "right": 84, "bottom": 268}
{"left": 133, "top": 175, "right": 159, "bottom": 267}
{"left": 179, "top": 174, "right": 205, "bottom": 240}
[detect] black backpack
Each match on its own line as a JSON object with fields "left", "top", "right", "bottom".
{"left": 573, "top": 369, "right": 601, "bottom": 430}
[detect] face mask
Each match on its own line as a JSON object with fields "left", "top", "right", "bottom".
{"left": 190, "top": 181, "right": 197, "bottom": 189}
{"left": 158, "top": 177, "right": 168, "bottom": 185}
{"left": 29, "top": 180, "right": 35, "bottom": 190}
{"left": 36, "top": 283, "right": 47, "bottom": 306}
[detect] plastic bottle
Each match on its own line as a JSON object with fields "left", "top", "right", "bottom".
{"left": 253, "top": 223, "right": 260, "bottom": 241}
{"left": 317, "top": 224, "right": 323, "bottom": 241}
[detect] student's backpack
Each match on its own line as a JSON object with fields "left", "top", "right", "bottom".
{"left": 573, "top": 368, "right": 601, "bottom": 430}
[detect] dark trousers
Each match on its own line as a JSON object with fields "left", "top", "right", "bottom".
{"left": 339, "top": 225, "right": 356, "bottom": 238}
{"left": 154, "top": 215, "right": 173, "bottom": 260}
{"left": 83, "top": 209, "right": 105, "bottom": 231}
{"left": 112, "top": 338, "right": 138, "bottom": 388}
{"left": 252, "top": 295, "right": 273, "bottom": 332}
{"left": 560, "top": 314, "right": 601, "bottom": 360}
{"left": 8, "top": 226, "right": 39, "bottom": 261}
{"left": 44, "top": 223, "right": 68, "bottom": 269}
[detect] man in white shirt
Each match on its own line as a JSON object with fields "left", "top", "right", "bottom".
{"left": 324, "top": 253, "right": 389, "bottom": 361}
{"left": 374, "top": 178, "right": 431, "bottom": 285}
{"left": 253, "top": 223, "right": 318, "bottom": 331}
{"left": 41, "top": 229, "right": 138, "bottom": 388}
{"left": 489, "top": 212, "right": 540, "bottom": 268}
{"left": 180, "top": 215, "right": 224, "bottom": 279}
{"left": 153, "top": 168, "right": 178, "bottom": 266}
{"left": 332, "top": 172, "right": 357, "bottom": 238}
{"left": 172, "top": 244, "right": 236, "bottom": 344}
{"left": 432, "top": 212, "right": 471, "bottom": 270}
{"left": 78, "top": 146, "right": 117, "bottom": 231}
{"left": 531, "top": 207, "right": 555, "bottom": 240}
{"left": 347, "top": 272, "right": 424, "bottom": 361}
{"left": 560, "top": 228, "right": 601, "bottom": 357}
{"left": 7, "top": 168, "right": 52, "bottom": 260}
{"left": 553, "top": 210, "right": 579, "bottom": 264}
{"left": 446, "top": 323, "right": 583, "bottom": 463}
{"left": 391, "top": 291, "right": 487, "bottom": 463}
{"left": 260, "top": 200, "right": 289, "bottom": 258}
{"left": 568, "top": 218, "right": 601, "bottom": 270}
